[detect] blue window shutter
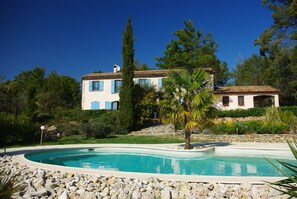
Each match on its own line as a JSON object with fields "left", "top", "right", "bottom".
{"left": 89, "top": 81, "right": 93, "bottom": 91}
{"left": 158, "top": 78, "right": 162, "bottom": 90}
{"left": 146, "top": 78, "right": 151, "bottom": 86}
{"left": 111, "top": 80, "right": 115, "bottom": 94}
{"left": 91, "top": 101, "right": 100, "bottom": 110}
{"left": 99, "top": 81, "right": 104, "bottom": 91}
{"left": 105, "top": 101, "right": 112, "bottom": 109}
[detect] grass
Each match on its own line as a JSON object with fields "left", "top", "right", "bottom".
{"left": 43, "top": 135, "right": 185, "bottom": 145}
{"left": 6, "top": 134, "right": 199, "bottom": 148}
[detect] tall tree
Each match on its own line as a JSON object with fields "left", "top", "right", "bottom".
{"left": 156, "top": 20, "right": 229, "bottom": 86}
{"left": 232, "top": 54, "right": 270, "bottom": 86}
{"left": 252, "top": 0, "right": 297, "bottom": 105}
{"left": 159, "top": 68, "right": 216, "bottom": 149}
{"left": 255, "top": 0, "right": 297, "bottom": 56}
{"left": 119, "top": 17, "right": 136, "bottom": 132}
{"left": 38, "top": 72, "right": 80, "bottom": 114}
{"left": 13, "top": 67, "right": 45, "bottom": 122}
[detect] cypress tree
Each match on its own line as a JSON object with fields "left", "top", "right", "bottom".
{"left": 119, "top": 17, "right": 135, "bottom": 132}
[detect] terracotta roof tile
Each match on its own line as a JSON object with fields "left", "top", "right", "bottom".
{"left": 214, "top": 86, "right": 279, "bottom": 94}
{"left": 81, "top": 68, "right": 214, "bottom": 80}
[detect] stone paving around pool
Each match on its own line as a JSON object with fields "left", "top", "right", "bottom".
{"left": 1, "top": 155, "right": 289, "bottom": 199}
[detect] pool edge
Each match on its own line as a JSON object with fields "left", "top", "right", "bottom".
{"left": 8, "top": 143, "right": 291, "bottom": 184}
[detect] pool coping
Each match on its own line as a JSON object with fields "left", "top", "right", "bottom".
{"left": 3, "top": 143, "right": 293, "bottom": 184}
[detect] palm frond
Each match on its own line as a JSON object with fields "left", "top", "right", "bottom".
{"left": 0, "top": 169, "right": 20, "bottom": 199}
{"left": 266, "top": 140, "right": 297, "bottom": 197}
{"left": 287, "top": 140, "right": 297, "bottom": 159}
{"left": 185, "top": 120, "right": 197, "bottom": 131}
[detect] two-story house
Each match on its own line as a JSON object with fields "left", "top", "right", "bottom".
{"left": 81, "top": 65, "right": 279, "bottom": 110}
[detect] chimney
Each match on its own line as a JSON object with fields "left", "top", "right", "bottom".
{"left": 113, "top": 64, "right": 121, "bottom": 73}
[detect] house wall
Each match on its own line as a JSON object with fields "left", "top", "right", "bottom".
{"left": 214, "top": 93, "right": 279, "bottom": 110}
{"left": 82, "top": 77, "right": 163, "bottom": 110}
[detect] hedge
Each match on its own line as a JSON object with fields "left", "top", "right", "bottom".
{"left": 212, "top": 121, "right": 289, "bottom": 134}
{"left": 217, "top": 106, "right": 297, "bottom": 118}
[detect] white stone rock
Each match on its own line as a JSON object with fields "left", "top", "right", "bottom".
{"left": 30, "top": 188, "right": 48, "bottom": 197}
{"left": 132, "top": 190, "right": 141, "bottom": 199}
{"left": 241, "top": 182, "right": 252, "bottom": 192}
{"left": 84, "top": 191, "right": 96, "bottom": 199}
{"left": 161, "top": 188, "right": 172, "bottom": 199}
{"left": 58, "top": 191, "right": 69, "bottom": 199}
{"left": 69, "top": 186, "right": 77, "bottom": 192}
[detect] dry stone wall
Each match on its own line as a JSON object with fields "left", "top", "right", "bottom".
{"left": 131, "top": 125, "right": 296, "bottom": 143}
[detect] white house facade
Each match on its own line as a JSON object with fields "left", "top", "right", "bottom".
{"left": 81, "top": 69, "right": 175, "bottom": 110}
{"left": 81, "top": 67, "right": 279, "bottom": 110}
{"left": 214, "top": 86, "right": 280, "bottom": 110}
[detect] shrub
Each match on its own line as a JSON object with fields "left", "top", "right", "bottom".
{"left": 53, "top": 107, "right": 107, "bottom": 121}
{"left": 264, "top": 107, "right": 281, "bottom": 124}
{"left": 55, "top": 122, "right": 80, "bottom": 137}
{"left": 212, "top": 122, "right": 236, "bottom": 134}
{"left": 81, "top": 111, "right": 125, "bottom": 138}
{"left": 244, "top": 121, "right": 264, "bottom": 134}
{"left": 217, "top": 106, "right": 297, "bottom": 118}
{"left": 280, "top": 110, "right": 297, "bottom": 133}
{"left": 260, "top": 122, "right": 289, "bottom": 134}
{"left": 217, "top": 107, "right": 266, "bottom": 118}
{"left": 0, "top": 113, "right": 39, "bottom": 147}
{"left": 280, "top": 106, "right": 297, "bottom": 116}
{"left": 212, "top": 120, "right": 289, "bottom": 134}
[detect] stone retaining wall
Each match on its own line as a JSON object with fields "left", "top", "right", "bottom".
{"left": 131, "top": 125, "right": 296, "bottom": 143}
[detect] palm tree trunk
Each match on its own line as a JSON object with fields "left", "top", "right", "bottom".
{"left": 184, "top": 128, "right": 191, "bottom": 149}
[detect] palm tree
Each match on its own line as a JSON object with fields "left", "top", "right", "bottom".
{"left": 159, "top": 68, "right": 216, "bottom": 149}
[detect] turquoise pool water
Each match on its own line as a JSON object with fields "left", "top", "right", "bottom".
{"left": 25, "top": 148, "right": 293, "bottom": 177}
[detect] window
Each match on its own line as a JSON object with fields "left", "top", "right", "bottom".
{"left": 115, "top": 80, "right": 122, "bottom": 93}
{"left": 89, "top": 81, "right": 103, "bottom": 91}
{"left": 158, "top": 78, "right": 162, "bottom": 90}
{"left": 92, "top": 81, "right": 100, "bottom": 90}
{"left": 238, "top": 96, "right": 244, "bottom": 106}
{"left": 112, "top": 101, "right": 119, "bottom": 110}
{"left": 222, "top": 96, "right": 229, "bottom": 106}
{"left": 91, "top": 101, "right": 100, "bottom": 110}
{"left": 138, "top": 79, "right": 147, "bottom": 86}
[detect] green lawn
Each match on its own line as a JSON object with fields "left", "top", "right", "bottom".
{"left": 6, "top": 134, "right": 208, "bottom": 148}
{"left": 43, "top": 135, "right": 185, "bottom": 145}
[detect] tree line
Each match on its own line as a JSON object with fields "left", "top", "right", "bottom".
{"left": 156, "top": 0, "right": 297, "bottom": 106}
{"left": 0, "top": 67, "right": 80, "bottom": 122}
{"left": 233, "top": 0, "right": 297, "bottom": 105}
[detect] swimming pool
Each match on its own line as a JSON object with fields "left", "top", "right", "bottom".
{"left": 25, "top": 146, "right": 294, "bottom": 177}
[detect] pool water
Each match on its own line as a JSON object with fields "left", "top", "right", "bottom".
{"left": 25, "top": 148, "right": 294, "bottom": 177}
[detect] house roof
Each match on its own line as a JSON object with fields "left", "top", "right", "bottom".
{"left": 214, "top": 86, "right": 280, "bottom": 94}
{"left": 82, "top": 68, "right": 214, "bottom": 80}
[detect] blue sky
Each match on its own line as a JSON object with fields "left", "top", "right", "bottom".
{"left": 0, "top": 0, "right": 273, "bottom": 80}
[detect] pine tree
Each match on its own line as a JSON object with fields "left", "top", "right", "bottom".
{"left": 119, "top": 17, "right": 135, "bottom": 132}
{"left": 156, "top": 20, "right": 229, "bottom": 85}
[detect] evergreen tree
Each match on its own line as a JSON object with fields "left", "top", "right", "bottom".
{"left": 232, "top": 54, "right": 270, "bottom": 86}
{"left": 254, "top": 0, "right": 297, "bottom": 56}
{"left": 119, "top": 17, "right": 135, "bottom": 132}
{"left": 156, "top": 20, "right": 229, "bottom": 86}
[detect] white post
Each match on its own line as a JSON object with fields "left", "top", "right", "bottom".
{"left": 40, "top": 126, "right": 45, "bottom": 146}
